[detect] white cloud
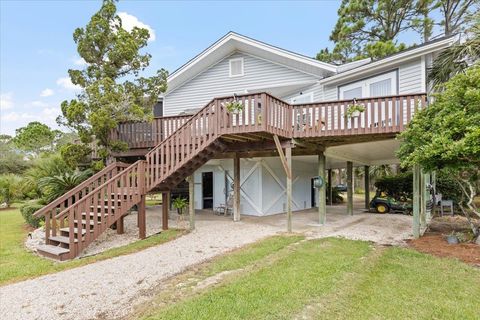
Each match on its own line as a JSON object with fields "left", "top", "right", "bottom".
{"left": 56, "top": 77, "right": 81, "bottom": 90}
{"left": 118, "top": 12, "right": 156, "bottom": 42}
{"left": 31, "top": 100, "right": 49, "bottom": 108}
{"left": 40, "top": 88, "right": 54, "bottom": 97}
{"left": 0, "top": 92, "right": 14, "bottom": 110}
{"left": 2, "top": 112, "right": 35, "bottom": 122}
{"left": 42, "top": 107, "right": 60, "bottom": 117}
{"left": 73, "top": 57, "right": 87, "bottom": 66}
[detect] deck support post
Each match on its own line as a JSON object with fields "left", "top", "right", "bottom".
{"left": 138, "top": 195, "right": 146, "bottom": 239}
{"left": 413, "top": 164, "right": 421, "bottom": 238}
{"left": 116, "top": 215, "right": 124, "bottom": 234}
{"left": 233, "top": 154, "right": 241, "bottom": 222}
{"left": 347, "top": 161, "right": 353, "bottom": 215}
{"left": 318, "top": 152, "right": 326, "bottom": 225}
{"left": 188, "top": 175, "right": 195, "bottom": 230}
{"left": 272, "top": 135, "right": 293, "bottom": 232}
{"left": 162, "top": 191, "right": 169, "bottom": 230}
{"left": 327, "top": 169, "right": 332, "bottom": 206}
{"left": 364, "top": 165, "right": 370, "bottom": 209}
{"left": 286, "top": 146, "right": 292, "bottom": 232}
{"left": 420, "top": 168, "right": 427, "bottom": 229}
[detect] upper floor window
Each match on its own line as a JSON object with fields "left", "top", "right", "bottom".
{"left": 339, "top": 71, "right": 397, "bottom": 99}
{"left": 229, "top": 58, "right": 244, "bottom": 77}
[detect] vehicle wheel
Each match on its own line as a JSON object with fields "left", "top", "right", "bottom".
{"left": 375, "top": 203, "right": 389, "bottom": 214}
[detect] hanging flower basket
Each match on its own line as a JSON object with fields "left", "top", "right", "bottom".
{"left": 224, "top": 94, "right": 244, "bottom": 114}
{"left": 345, "top": 99, "right": 366, "bottom": 118}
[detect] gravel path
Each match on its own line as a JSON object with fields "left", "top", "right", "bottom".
{"left": 0, "top": 220, "right": 280, "bottom": 320}
{"left": 1, "top": 206, "right": 413, "bottom": 320}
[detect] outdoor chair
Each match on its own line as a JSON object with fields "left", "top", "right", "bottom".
{"left": 440, "top": 200, "right": 454, "bottom": 216}
{"left": 214, "top": 194, "right": 234, "bottom": 216}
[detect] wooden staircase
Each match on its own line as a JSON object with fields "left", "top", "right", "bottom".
{"left": 33, "top": 92, "right": 427, "bottom": 260}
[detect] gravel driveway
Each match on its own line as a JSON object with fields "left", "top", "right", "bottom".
{"left": 0, "top": 206, "right": 413, "bottom": 320}
{"left": 0, "top": 219, "right": 279, "bottom": 320}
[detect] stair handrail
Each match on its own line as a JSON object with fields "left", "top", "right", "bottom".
{"left": 58, "top": 160, "right": 144, "bottom": 257}
{"left": 33, "top": 161, "right": 129, "bottom": 218}
{"left": 55, "top": 160, "right": 143, "bottom": 220}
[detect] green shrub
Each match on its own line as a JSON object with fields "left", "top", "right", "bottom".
{"left": 436, "top": 170, "right": 462, "bottom": 204}
{"left": 374, "top": 172, "right": 413, "bottom": 201}
{"left": 20, "top": 202, "right": 44, "bottom": 228}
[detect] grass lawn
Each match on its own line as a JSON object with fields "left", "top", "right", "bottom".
{"left": 140, "top": 237, "right": 480, "bottom": 320}
{"left": 0, "top": 205, "right": 184, "bottom": 285}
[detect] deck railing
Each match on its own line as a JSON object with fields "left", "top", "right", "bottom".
{"left": 111, "top": 93, "right": 426, "bottom": 148}
{"left": 111, "top": 115, "right": 191, "bottom": 149}
{"left": 289, "top": 94, "right": 426, "bottom": 138}
{"left": 33, "top": 162, "right": 129, "bottom": 242}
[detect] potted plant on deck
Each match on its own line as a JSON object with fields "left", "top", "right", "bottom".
{"left": 345, "top": 99, "right": 366, "bottom": 118}
{"left": 172, "top": 197, "right": 188, "bottom": 215}
{"left": 224, "top": 94, "right": 244, "bottom": 114}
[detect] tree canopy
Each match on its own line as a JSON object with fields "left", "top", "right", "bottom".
{"left": 428, "top": 15, "right": 480, "bottom": 87}
{"left": 397, "top": 66, "right": 480, "bottom": 226}
{"left": 58, "top": 0, "right": 168, "bottom": 164}
{"left": 12, "top": 121, "right": 61, "bottom": 156}
{"left": 317, "top": 0, "right": 479, "bottom": 64}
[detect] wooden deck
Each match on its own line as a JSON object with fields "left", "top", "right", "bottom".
{"left": 111, "top": 92, "right": 426, "bottom": 153}
{"left": 34, "top": 92, "right": 426, "bottom": 260}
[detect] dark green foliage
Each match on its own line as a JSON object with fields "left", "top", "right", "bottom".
{"left": 436, "top": 170, "right": 463, "bottom": 204}
{"left": 0, "top": 174, "right": 25, "bottom": 207}
{"left": 58, "top": 0, "right": 168, "bottom": 163}
{"left": 374, "top": 172, "right": 413, "bottom": 200}
{"left": 317, "top": 0, "right": 430, "bottom": 63}
{"left": 60, "top": 143, "right": 92, "bottom": 168}
{"left": 38, "top": 169, "right": 92, "bottom": 203}
{"left": 172, "top": 197, "right": 188, "bottom": 214}
{"left": 12, "top": 122, "right": 61, "bottom": 156}
{"left": 398, "top": 66, "right": 480, "bottom": 171}
{"left": 428, "top": 18, "right": 480, "bottom": 88}
{"left": 20, "top": 202, "right": 44, "bottom": 228}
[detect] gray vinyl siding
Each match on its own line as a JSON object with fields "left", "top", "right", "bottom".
{"left": 164, "top": 51, "right": 319, "bottom": 115}
{"left": 320, "top": 57, "right": 425, "bottom": 101}
{"left": 281, "top": 82, "right": 324, "bottom": 103}
{"left": 323, "top": 84, "right": 338, "bottom": 101}
{"left": 398, "top": 58, "right": 423, "bottom": 94}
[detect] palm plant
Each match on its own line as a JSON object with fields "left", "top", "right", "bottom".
{"left": 0, "top": 174, "right": 24, "bottom": 207}
{"left": 24, "top": 154, "right": 72, "bottom": 198}
{"left": 38, "top": 169, "right": 92, "bottom": 203}
{"left": 428, "top": 17, "right": 480, "bottom": 88}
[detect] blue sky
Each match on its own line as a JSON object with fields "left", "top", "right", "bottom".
{"left": 0, "top": 0, "right": 425, "bottom": 136}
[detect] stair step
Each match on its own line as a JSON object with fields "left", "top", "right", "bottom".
{"left": 37, "top": 244, "right": 70, "bottom": 258}
{"left": 90, "top": 205, "right": 116, "bottom": 210}
{"left": 60, "top": 227, "right": 93, "bottom": 235}
{"left": 49, "top": 235, "right": 78, "bottom": 244}
{"left": 82, "top": 212, "right": 109, "bottom": 218}
{"left": 74, "top": 219, "right": 101, "bottom": 226}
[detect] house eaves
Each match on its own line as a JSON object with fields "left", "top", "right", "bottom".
{"left": 320, "top": 36, "right": 456, "bottom": 86}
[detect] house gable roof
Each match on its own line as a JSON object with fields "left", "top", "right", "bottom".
{"left": 167, "top": 32, "right": 337, "bottom": 93}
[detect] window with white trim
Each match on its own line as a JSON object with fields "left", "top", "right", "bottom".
{"left": 339, "top": 71, "right": 397, "bottom": 99}
{"left": 229, "top": 58, "right": 244, "bottom": 77}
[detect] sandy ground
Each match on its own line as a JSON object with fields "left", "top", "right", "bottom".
{"left": 26, "top": 206, "right": 188, "bottom": 257}
{"left": 3, "top": 201, "right": 415, "bottom": 320}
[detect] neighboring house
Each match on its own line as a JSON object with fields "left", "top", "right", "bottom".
{"left": 155, "top": 32, "right": 453, "bottom": 216}
{"left": 35, "top": 32, "right": 454, "bottom": 260}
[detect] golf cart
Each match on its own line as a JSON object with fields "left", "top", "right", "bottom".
{"left": 369, "top": 191, "right": 413, "bottom": 215}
